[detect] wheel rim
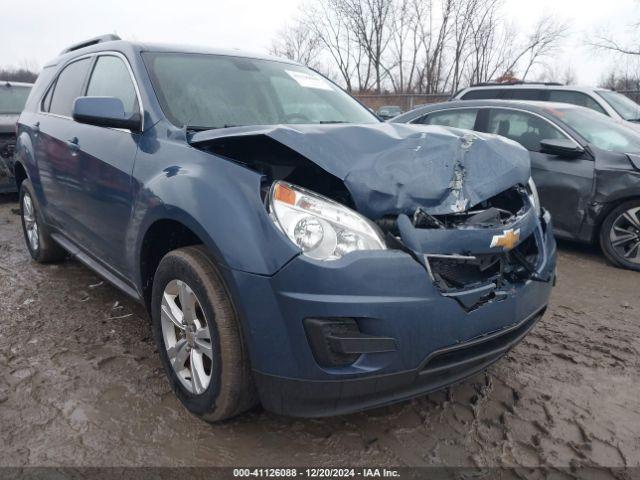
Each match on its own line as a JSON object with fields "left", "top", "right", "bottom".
{"left": 22, "top": 193, "right": 39, "bottom": 252}
{"left": 161, "top": 279, "right": 213, "bottom": 394}
{"left": 609, "top": 206, "right": 640, "bottom": 264}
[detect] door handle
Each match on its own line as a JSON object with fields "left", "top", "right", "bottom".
{"left": 66, "top": 137, "right": 80, "bottom": 152}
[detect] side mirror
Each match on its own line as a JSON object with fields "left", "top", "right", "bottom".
{"left": 73, "top": 96, "right": 141, "bottom": 132}
{"left": 540, "top": 138, "right": 584, "bottom": 158}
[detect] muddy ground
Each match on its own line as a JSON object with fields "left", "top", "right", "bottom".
{"left": 0, "top": 194, "right": 638, "bottom": 473}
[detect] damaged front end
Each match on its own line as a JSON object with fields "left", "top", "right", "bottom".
{"left": 188, "top": 122, "right": 557, "bottom": 417}
{"left": 190, "top": 123, "right": 549, "bottom": 310}
{"left": 393, "top": 181, "right": 550, "bottom": 311}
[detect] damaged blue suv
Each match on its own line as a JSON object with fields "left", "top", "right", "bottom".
{"left": 15, "top": 35, "right": 556, "bottom": 421}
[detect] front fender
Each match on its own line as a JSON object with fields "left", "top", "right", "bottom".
{"left": 130, "top": 137, "right": 300, "bottom": 286}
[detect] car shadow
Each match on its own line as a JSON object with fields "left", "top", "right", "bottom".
{"left": 555, "top": 238, "right": 607, "bottom": 264}
{"left": 0, "top": 192, "right": 18, "bottom": 205}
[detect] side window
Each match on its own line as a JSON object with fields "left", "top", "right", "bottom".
{"left": 548, "top": 90, "right": 607, "bottom": 115}
{"left": 87, "top": 56, "right": 138, "bottom": 116}
{"left": 415, "top": 109, "right": 478, "bottom": 130}
{"left": 461, "top": 89, "right": 505, "bottom": 100}
{"left": 508, "top": 89, "right": 542, "bottom": 100}
{"left": 486, "top": 109, "right": 567, "bottom": 152}
{"left": 48, "top": 58, "right": 91, "bottom": 117}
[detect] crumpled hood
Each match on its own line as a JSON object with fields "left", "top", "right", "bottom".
{"left": 190, "top": 122, "right": 531, "bottom": 219}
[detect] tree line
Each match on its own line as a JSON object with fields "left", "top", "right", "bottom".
{"left": 270, "top": 0, "right": 569, "bottom": 94}
{"left": 0, "top": 67, "right": 38, "bottom": 83}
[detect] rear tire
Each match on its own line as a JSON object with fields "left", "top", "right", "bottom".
{"left": 599, "top": 200, "right": 640, "bottom": 271}
{"left": 19, "top": 179, "right": 66, "bottom": 263}
{"left": 151, "top": 245, "right": 257, "bottom": 422}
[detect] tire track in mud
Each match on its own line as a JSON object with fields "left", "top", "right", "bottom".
{"left": 0, "top": 197, "right": 638, "bottom": 468}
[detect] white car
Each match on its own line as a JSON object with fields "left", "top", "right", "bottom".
{"left": 453, "top": 83, "right": 640, "bottom": 129}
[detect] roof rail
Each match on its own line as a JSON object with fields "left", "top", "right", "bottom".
{"left": 60, "top": 34, "right": 121, "bottom": 55}
{"left": 470, "top": 81, "right": 563, "bottom": 87}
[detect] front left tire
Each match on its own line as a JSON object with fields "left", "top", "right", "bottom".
{"left": 151, "top": 246, "right": 257, "bottom": 422}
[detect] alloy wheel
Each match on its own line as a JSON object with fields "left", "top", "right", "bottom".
{"left": 161, "top": 279, "right": 213, "bottom": 394}
{"left": 609, "top": 206, "right": 640, "bottom": 264}
{"left": 22, "top": 193, "right": 39, "bottom": 252}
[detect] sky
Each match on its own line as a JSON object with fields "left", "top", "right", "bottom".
{"left": 1, "top": 0, "right": 639, "bottom": 86}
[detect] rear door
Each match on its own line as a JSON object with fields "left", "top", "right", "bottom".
{"left": 483, "top": 108, "right": 595, "bottom": 238}
{"left": 62, "top": 53, "right": 141, "bottom": 276}
{"left": 36, "top": 57, "right": 93, "bottom": 228}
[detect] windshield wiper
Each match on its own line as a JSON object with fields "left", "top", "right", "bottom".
{"left": 627, "top": 118, "right": 640, "bottom": 123}
{"left": 185, "top": 124, "right": 245, "bottom": 132}
{"left": 319, "top": 120, "right": 348, "bottom": 124}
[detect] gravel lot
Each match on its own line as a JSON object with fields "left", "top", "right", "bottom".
{"left": 0, "top": 193, "right": 638, "bottom": 473}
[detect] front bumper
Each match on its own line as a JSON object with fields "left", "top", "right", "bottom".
{"left": 228, "top": 211, "right": 556, "bottom": 417}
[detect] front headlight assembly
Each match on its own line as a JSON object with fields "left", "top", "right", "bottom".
{"left": 527, "top": 177, "right": 541, "bottom": 217}
{"left": 268, "top": 181, "right": 387, "bottom": 261}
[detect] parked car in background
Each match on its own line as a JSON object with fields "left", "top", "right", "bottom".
{"left": 394, "top": 100, "right": 640, "bottom": 271}
{"left": 14, "top": 35, "right": 555, "bottom": 421}
{"left": 0, "top": 81, "right": 32, "bottom": 193}
{"left": 452, "top": 82, "right": 640, "bottom": 130}
{"left": 376, "top": 105, "right": 403, "bottom": 120}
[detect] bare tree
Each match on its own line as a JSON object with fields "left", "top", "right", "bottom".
{"left": 416, "top": 0, "right": 454, "bottom": 93}
{"left": 537, "top": 62, "right": 577, "bottom": 85}
{"left": 302, "top": 0, "right": 360, "bottom": 91}
{"left": 269, "top": 22, "right": 322, "bottom": 68}
{"left": 274, "top": 0, "right": 569, "bottom": 94}
{"left": 591, "top": 3, "right": 640, "bottom": 57}
{"left": 599, "top": 64, "right": 640, "bottom": 91}
{"left": 504, "top": 16, "right": 569, "bottom": 80}
{"left": 340, "top": 0, "right": 394, "bottom": 92}
{"left": 463, "top": 1, "right": 513, "bottom": 85}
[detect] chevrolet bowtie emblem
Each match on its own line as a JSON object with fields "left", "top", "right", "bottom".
{"left": 490, "top": 228, "right": 521, "bottom": 251}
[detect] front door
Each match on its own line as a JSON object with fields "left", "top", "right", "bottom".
{"left": 63, "top": 54, "right": 141, "bottom": 276}
{"left": 483, "top": 108, "right": 595, "bottom": 239}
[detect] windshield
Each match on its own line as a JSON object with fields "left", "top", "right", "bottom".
{"left": 547, "top": 106, "right": 640, "bottom": 153}
{"left": 597, "top": 90, "right": 640, "bottom": 121}
{"left": 142, "top": 53, "right": 378, "bottom": 129}
{"left": 0, "top": 85, "right": 31, "bottom": 114}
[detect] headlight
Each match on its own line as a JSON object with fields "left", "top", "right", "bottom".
{"left": 527, "top": 177, "right": 541, "bottom": 217}
{"left": 268, "top": 181, "right": 386, "bottom": 260}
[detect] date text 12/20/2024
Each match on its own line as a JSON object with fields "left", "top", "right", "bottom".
{"left": 233, "top": 468, "right": 401, "bottom": 478}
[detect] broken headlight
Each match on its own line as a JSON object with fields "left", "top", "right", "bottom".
{"left": 268, "top": 181, "right": 386, "bottom": 260}
{"left": 527, "top": 177, "right": 541, "bottom": 217}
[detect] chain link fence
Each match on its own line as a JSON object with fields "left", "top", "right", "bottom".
{"left": 354, "top": 93, "right": 451, "bottom": 113}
